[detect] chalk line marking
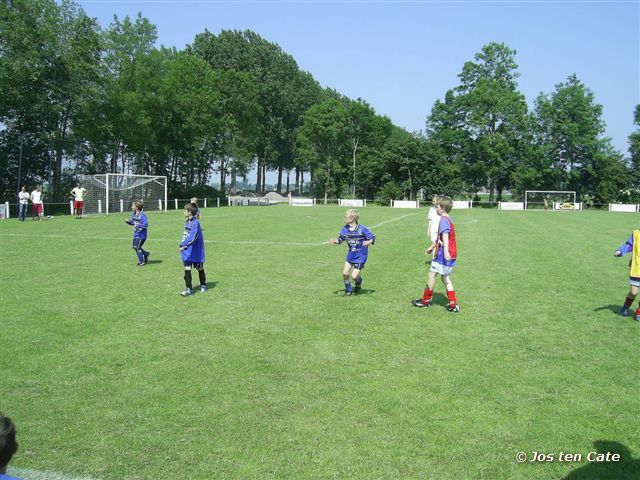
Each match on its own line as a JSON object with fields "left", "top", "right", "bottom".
{"left": 10, "top": 467, "right": 99, "bottom": 480}
{"left": 1, "top": 214, "right": 477, "bottom": 246}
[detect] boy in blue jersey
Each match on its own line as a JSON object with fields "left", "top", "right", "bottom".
{"left": 0, "top": 413, "right": 21, "bottom": 480}
{"left": 329, "top": 209, "right": 375, "bottom": 296}
{"left": 179, "top": 203, "right": 207, "bottom": 297}
{"left": 125, "top": 200, "right": 150, "bottom": 266}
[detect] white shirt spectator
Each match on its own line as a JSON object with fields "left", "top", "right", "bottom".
{"left": 427, "top": 206, "right": 440, "bottom": 242}
{"left": 19, "top": 191, "right": 30, "bottom": 204}
{"left": 71, "top": 187, "right": 87, "bottom": 201}
{"left": 31, "top": 189, "right": 42, "bottom": 205}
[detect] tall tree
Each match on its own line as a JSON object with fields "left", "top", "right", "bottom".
{"left": 455, "top": 42, "right": 528, "bottom": 201}
{"left": 297, "top": 99, "right": 349, "bottom": 203}
{"left": 533, "top": 74, "right": 626, "bottom": 201}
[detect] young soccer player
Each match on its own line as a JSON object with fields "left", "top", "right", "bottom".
{"left": 190, "top": 197, "right": 201, "bottom": 219}
{"left": 329, "top": 209, "right": 375, "bottom": 296}
{"left": 70, "top": 183, "right": 87, "bottom": 219}
{"left": 614, "top": 228, "right": 640, "bottom": 321}
{"left": 0, "top": 413, "right": 20, "bottom": 480}
{"left": 179, "top": 202, "right": 207, "bottom": 297}
{"left": 412, "top": 196, "right": 460, "bottom": 312}
{"left": 125, "top": 200, "right": 150, "bottom": 266}
{"left": 426, "top": 195, "right": 441, "bottom": 258}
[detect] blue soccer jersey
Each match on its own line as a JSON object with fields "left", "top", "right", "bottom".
{"left": 337, "top": 224, "right": 375, "bottom": 264}
{"left": 128, "top": 211, "right": 148, "bottom": 240}
{"left": 180, "top": 217, "right": 205, "bottom": 263}
{"left": 433, "top": 216, "right": 456, "bottom": 268}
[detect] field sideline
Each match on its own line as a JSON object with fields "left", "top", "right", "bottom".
{"left": 1, "top": 206, "right": 638, "bottom": 479}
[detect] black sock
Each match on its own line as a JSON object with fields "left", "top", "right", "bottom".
{"left": 198, "top": 269, "right": 206, "bottom": 286}
{"left": 184, "top": 270, "right": 192, "bottom": 289}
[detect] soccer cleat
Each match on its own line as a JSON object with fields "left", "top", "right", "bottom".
{"left": 411, "top": 299, "right": 431, "bottom": 308}
{"left": 137, "top": 262, "right": 145, "bottom": 267}
{"left": 448, "top": 304, "right": 461, "bottom": 313}
{"left": 635, "top": 312, "right": 640, "bottom": 322}
{"left": 354, "top": 280, "right": 362, "bottom": 293}
{"left": 200, "top": 285, "right": 208, "bottom": 293}
{"left": 143, "top": 252, "right": 150, "bottom": 264}
{"left": 620, "top": 306, "right": 630, "bottom": 317}
{"left": 343, "top": 289, "right": 353, "bottom": 297}
{"left": 180, "top": 288, "right": 192, "bottom": 297}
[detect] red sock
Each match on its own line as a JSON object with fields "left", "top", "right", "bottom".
{"left": 624, "top": 296, "right": 634, "bottom": 307}
{"left": 422, "top": 288, "right": 433, "bottom": 303}
{"left": 447, "top": 290, "right": 457, "bottom": 308}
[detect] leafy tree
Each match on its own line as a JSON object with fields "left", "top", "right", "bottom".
{"left": 297, "top": 99, "right": 349, "bottom": 203}
{"left": 455, "top": 42, "right": 529, "bottom": 201}
{"left": 533, "top": 74, "right": 628, "bottom": 201}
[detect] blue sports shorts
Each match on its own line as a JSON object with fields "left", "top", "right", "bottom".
{"left": 183, "top": 261, "right": 204, "bottom": 269}
{"left": 348, "top": 261, "right": 366, "bottom": 271}
{"left": 132, "top": 238, "right": 146, "bottom": 250}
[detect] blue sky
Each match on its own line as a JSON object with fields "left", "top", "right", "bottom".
{"left": 77, "top": 0, "right": 639, "bottom": 181}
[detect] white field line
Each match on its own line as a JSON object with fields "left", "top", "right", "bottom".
{"left": 0, "top": 213, "right": 477, "bottom": 246}
{"left": 10, "top": 467, "right": 99, "bottom": 480}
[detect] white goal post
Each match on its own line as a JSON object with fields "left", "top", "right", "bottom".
{"left": 78, "top": 174, "right": 167, "bottom": 215}
{"left": 524, "top": 190, "right": 577, "bottom": 210}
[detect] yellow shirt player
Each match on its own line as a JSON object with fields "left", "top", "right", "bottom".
{"left": 614, "top": 229, "right": 640, "bottom": 321}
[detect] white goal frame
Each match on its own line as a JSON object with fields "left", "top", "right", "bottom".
{"left": 78, "top": 174, "right": 167, "bottom": 215}
{"left": 524, "top": 190, "right": 576, "bottom": 210}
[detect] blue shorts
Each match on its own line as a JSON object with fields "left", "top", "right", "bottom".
{"left": 347, "top": 261, "right": 366, "bottom": 271}
{"left": 183, "top": 261, "right": 204, "bottom": 269}
{"left": 132, "top": 238, "right": 146, "bottom": 250}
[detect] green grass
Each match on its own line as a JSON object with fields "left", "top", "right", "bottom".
{"left": 1, "top": 206, "right": 639, "bottom": 479}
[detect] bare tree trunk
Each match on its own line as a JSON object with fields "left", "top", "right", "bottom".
{"left": 230, "top": 160, "right": 237, "bottom": 195}
{"left": 261, "top": 164, "right": 266, "bottom": 193}
{"left": 277, "top": 166, "right": 283, "bottom": 193}
{"left": 286, "top": 170, "right": 290, "bottom": 194}
{"left": 219, "top": 157, "right": 227, "bottom": 194}
{"left": 352, "top": 138, "right": 359, "bottom": 198}
{"left": 256, "top": 158, "right": 262, "bottom": 193}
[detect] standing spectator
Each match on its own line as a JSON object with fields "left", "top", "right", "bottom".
{"left": 0, "top": 413, "right": 21, "bottom": 480}
{"left": 30, "top": 185, "right": 43, "bottom": 221}
{"left": 17, "top": 187, "right": 29, "bottom": 221}
{"left": 70, "top": 182, "right": 87, "bottom": 219}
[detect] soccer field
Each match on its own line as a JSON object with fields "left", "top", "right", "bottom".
{"left": 1, "top": 206, "right": 638, "bottom": 479}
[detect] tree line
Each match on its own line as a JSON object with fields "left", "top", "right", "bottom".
{"left": 1, "top": 0, "right": 638, "bottom": 204}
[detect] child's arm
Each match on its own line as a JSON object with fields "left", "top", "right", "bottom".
{"left": 614, "top": 234, "right": 633, "bottom": 257}
{"left": 362, "top": 227, "right": 375, "bottom": 247}
{"left": 442, "top": 232, "right": 451, "bottom": 261}
{"left": 180, "top": 223, "right": 200, "bottom": 250}
{"left": 136, "top": 213, "right": 148, "bottom": 231}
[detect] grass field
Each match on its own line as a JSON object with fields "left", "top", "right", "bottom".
{"left": 1, "top": 206, "right": 639, "bottom": 480}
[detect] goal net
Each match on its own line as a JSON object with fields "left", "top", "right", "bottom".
{"left": 524, "top": 190, "right": 577, "bottom": 210}
{"left": 78, "top": 174, "right": 167, "bottom": 215}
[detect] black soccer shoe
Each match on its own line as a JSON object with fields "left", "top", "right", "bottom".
{"left": 411, "top": 299, "right": 431, "bottom": 308}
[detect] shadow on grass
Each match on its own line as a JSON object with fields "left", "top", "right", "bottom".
{"left": 594, "top": 304, "right": 622, "bottom": 315}
{"left": 562, "top": 440, "right": 639, "bottom": 480}
{"left": 145, "top": 259, "right": 162, "bottom": 265}
{"left": 332, "top": 289, "right": 376, "bottom": 296}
